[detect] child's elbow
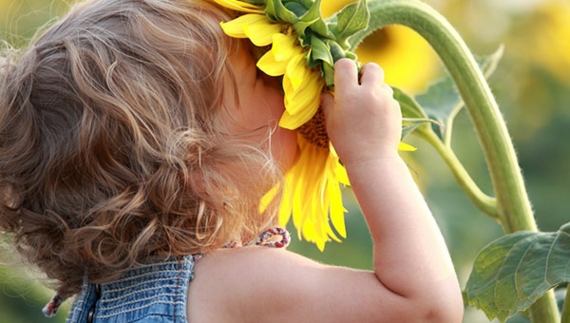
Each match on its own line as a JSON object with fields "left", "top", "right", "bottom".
{"left": 415, "top": 284, "right": 464, "bottom": 323}
{"left": 423, "top": 298, "right": 464, "bottom": 323}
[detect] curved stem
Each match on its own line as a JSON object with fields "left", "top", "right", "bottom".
{"left": 354, "top": 0, "right": 534, "bottom": 231}
{"left": 350, "top": 0, "right": 560, "bottom": 321}
{"left": 420, "top": 130, "right": 498, "bottom": 218}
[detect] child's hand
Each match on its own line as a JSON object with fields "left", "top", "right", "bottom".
{"left": 321, "top": 59, "right": 402, "bottom": 165}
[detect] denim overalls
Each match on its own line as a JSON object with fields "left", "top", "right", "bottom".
{"left": 66, "top": 255, "right": 199, "bottom": 323}
{"left": 43, "top": 227, "right": 289, "bottom": 322}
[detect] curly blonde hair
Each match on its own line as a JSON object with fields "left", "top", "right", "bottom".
{"left": 0, "top": 0, "right": 281, "bottom": 298}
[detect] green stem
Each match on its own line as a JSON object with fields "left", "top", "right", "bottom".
{"left": 350, "top": 0, "right": 560, "bottom": 321}
{"left": 421, "top": 130, "right": 498, "bottom": 218}
{"left": 562, "top": 288, "right": 570, "bottom": 323}
{"left": 355, "top": 0, "right": 534, "bottom": 231}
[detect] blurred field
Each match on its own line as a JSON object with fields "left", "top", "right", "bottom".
{"left": 1, "top": 0, "right": 569, "bottom": 322}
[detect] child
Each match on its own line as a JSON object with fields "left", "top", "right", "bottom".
{"left": 0, "top": 0, "right": 463, "bottom": 322}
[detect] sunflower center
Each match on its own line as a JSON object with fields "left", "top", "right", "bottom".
{"left": 298, "top": 107, "right": 329, "bottom": 150}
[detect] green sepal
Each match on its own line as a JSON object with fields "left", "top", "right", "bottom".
{"left": 298, "top": 0, "right": 315, "bottom": 10}
{"left": 322, "top": 61, "right": 335, "bottom": 87}
{"left": 309, "top": 35, "right": 333, "bottom": 66}
{"left": 344, "top": 50, "right": 358, "bottom": 61}
{"left": 294, "top": 18, "right": 320, "bottom": 39}
{"left": 298, "top": 27, "right": 313, "bottom": 47}
{"left": 317, "top": 41, "right": 361, "bottom": 91}
{"left": 290, "top": 0, "right": 330, "bottom": 39}
{"left": 284, "top": 1, "right": 307, "bottom": 16}
{"left": 298, "top": 0, "right": 330, "bottom": 38}
{"left": 335, "top": 0, "right": 369, "bottom": 49}
{"left": 265, "top": 0, "right": 298, "bottom": 24}
{"left": 328, "top": 41, "right": 346, "bottom": 62}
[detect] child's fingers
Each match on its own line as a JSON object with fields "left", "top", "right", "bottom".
{"left": 359, "top": 62, "right": 385, "bottom": 87}
{"left": 334, "top": 58, "right": 359, "bottom": 89}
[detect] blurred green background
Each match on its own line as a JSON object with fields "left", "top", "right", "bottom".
{"left": 1, "top": 0, "right": 569, "bottom": 322}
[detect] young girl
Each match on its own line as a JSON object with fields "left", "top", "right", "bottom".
{"left": 0, "top": 0, "right": 463, "bottom": 322}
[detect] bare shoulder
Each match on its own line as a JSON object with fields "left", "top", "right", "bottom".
{"left": 186, "top": 246, "right": 443, "bottom": 323}
{"left": 187, "top": 247, "right": 318, "bottom": 322}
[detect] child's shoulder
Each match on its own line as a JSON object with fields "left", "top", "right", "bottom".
{"left": 186, "top": 246, "right": 390, "bottom": 323}
{"left": 187, "top": 246, "right": 313, "bottom": 322}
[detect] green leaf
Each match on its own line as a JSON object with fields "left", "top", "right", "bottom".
{"left": 415, "top": 76, "right": 460, "bottom": 139}
{"left": 402, "top": 118, "right": 436, "bottom": 139}
{"left": 466, "top": 222, "right": 570, "bottom": 322}
{"left": 393, "top": 87, "right": 435, "bottom": 139}
{"left": 478, "top": 44, "right": 504, "bottom": 79}
{"left": 414, "top": 46, "right": 504, "bottom": 140}
{"left": 335, "top": 0, "right": 369, "bottom": 49}
{"left": 394, "top": 87, "right": 428, "bottom": 120}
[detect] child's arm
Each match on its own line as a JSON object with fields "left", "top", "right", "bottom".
{"left": 323, "top": 59, "right": 460, "bottom": 302}
{"left": 188, "top": 59, "right": 463, "bottom": 323}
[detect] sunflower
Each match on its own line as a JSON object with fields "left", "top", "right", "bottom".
{"left": 214, "top": 0, "right": 413, "bottom": 250}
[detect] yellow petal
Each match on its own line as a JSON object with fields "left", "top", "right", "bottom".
{"left": 315, "top": 239, "right": 326, "bottom": 252}
{"left": 212, "top": 0, "right": 265, "bottom": 13}
{"left": 277, "top": 134, "right": 350, "bottom": 250}
{"left": 257, "top": 51, "right": 287, "bottom": 76}
{"left": 284, "top": 71, "right": 322, "bottom": 105}
{"left": 283, "top": 53, "right": 309, "bottom": 91}
{"left": 334, "top": 161, "right": 350, "bottom": 186}
{"left": 219, "top": 14, "right": 268, "bottom": 39}
{"left": 284, "top": 84, "right": 321, "bottom": 116}
{"left": 256, "top": 33, "right": 300, "bottom": 76}
{"left": 244, "top": 20, "right": 282, "bottom": 47}
{"left": 398, "top": 142, "right": 417, "bottom": 151}
{"left": 321, "top": 184, "right": 341, "bottom": 243}
{"left": 271, "top": 33, "right": 299, "bottom": 62}
{"left": 327, "top": 163, "right": 346, "bottom": 238}
{"left": 291, "top": 171, "right": 306, "bottom": 236}
{"left": 282, "top": 70, "right": 323, "bottom": 126}
{"left": 330, "top": 145, "right": 350, "bottom": 185}
{"left": 279, "top": 94, "right": 320, "bottom": 129}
